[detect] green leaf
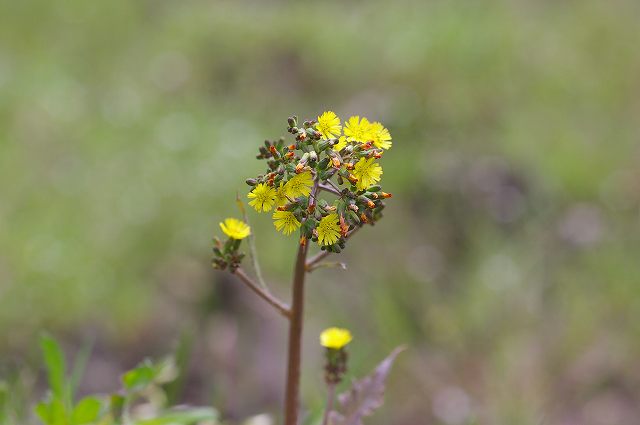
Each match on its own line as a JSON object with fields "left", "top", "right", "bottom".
{"left": 40, "top": 334, "right": 67, "bottom": 401}
{"left": 122, "top": 359, "right": 157, "bottom": 392}
{"left": 34, "top": 401, "right": 50, "bottom": 424}
{"left": 133, "top": 407, "right": 218, "bottom": 425}
{"left": 72, "top": 396, "right": 102, "bottom": 425}
{"left": 70, "top": 338, "right": 95, "bottom": 402}
{"left": 122, "top": 358, "right": 177, "bottom": 393}
{"left": 35, "top": 398, "right": 67, "bottom": 425}
{"left": 109, "top": 394, "right": 125, "bottom": 420}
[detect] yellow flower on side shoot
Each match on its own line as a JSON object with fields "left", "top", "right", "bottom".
{"left": 274, "top": 182, "right": 288, "bottom": 207}
{"left": 320, "top": 327, "right": 353, "bottom": 349}
{"left": 316, "top": 111, "right": 342, "bottom": 140}
{"left": 219, "top": 218, "right": 251, "bottom": 240}
{"left": 333, "top": 136, "right": 348, "bottom": 151}
{"left": 272, "top": 210, "right": 301, "bottom": 235}
{"left": 317, "top": 213, "right": 341, "bottom": 246}
{"left": 344, "top": 116, "right": 372, "bottom": 143}
{"left": 248, "top": 183, "right": 277, "bottom": 212}
{"left": 370, "top": 121, "right": 392, "bottom": 150}
{"left": 284, "top": 171, "right": 313, "bottom": 198}
{"left": 353, "top": 157, "right": 383, "bottom": 190}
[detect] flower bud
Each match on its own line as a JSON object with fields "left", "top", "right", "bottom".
{"left": 318, "top": 157, "right": 330, "bottom": 170}
{"left": 296, "top": 129, "right": 307, "bottom": 141}
{"left": 288, "top": 116, "right": 297, "bottom": 128}
{"left": 245, "top": 178, "right": 258, "bottom": 186}
{"left": 348, "top": 210, "right": 361, "bottom": 224}
{"left": 366, "top": 185, "right": 382, "bottom": 192}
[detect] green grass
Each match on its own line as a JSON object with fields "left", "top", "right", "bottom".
{"left": 1, "top": 0, "right": 639, "bottom": 423}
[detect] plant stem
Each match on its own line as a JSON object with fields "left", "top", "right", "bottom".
{"left": 233, "top": 268, "right": 291, "bottom": 318}
{"left": 321, "top": 383, "right": 336, "bottom": 425}
{"left": 283, "top": 241, "right": 308, "bottom": 425}
{"left": 284, "top": 181, "right": 318, "bottom": 425}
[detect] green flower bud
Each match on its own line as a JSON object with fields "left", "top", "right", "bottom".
{"left": 318, "top": 157, "right": 330, "bottom": 170}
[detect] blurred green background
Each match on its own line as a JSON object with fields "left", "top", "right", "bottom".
{"left": 1, "top": 0, "right": 639, "bottom": 424}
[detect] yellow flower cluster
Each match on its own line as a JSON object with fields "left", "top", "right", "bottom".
{"left": 247, "top": 171, "right": 314, "bottom": 214}
{"left": 320, "top": 327, "right": 353, "bottom": 349}
{"left": 316, "top": 111, "right": 392, "bottom": 150}
{"left": 238, "top": 112, "right": 394, "bottom": 248}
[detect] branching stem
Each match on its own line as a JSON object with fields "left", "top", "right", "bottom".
{"left": 232, "top": 268, "right": 290, "bottom": 318}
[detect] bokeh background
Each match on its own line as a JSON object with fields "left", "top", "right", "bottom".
{"left": 1, "top": 0, "right": 639, "bottom": 424}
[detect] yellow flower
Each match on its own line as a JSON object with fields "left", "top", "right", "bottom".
{"left": 316, "top": 111, "right": 342, "bottom": 140}
{"left": 274, "top": 182, "right": 288, "bottom": 207}
{"left": 272, "top": 210, "right": 301, "bottom": 235}
{"left": 344, "top": 116, "right": 372, "bottom": 143}
{"left": 219, "top": 218, "right": 251, "bottom": 240}
{"left": 333, "top": 136, "right": 348, "bottom": 151}
{"left": 320, "top": 327, "right": 353, "bottom": 349}
{"left": 284, "top": 171, "right": 313, "bottom": 198}
{"left": 248, "top": 183, "right": 277, "bottom": 212}
{"left": 352, "top": 157, "right": 383, "bottom": 191}
{"left": 370, "top": 121, "right": 392, "bottom": 150}
{"left": 317, "top": 213, "right": 341, "bottom": 246}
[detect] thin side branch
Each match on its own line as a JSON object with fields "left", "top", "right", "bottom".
{"left": 232, "top": 268, "right": 291, "bottom": 318}
{"left": 305, "top": 226, "right": 362, "bottom": 272}
{"left": 318, "top": 183, "right": 342, "bottom": 196}
{"left": 307, "top": 261, "right": 347, "bottom": 273}
{"left": 236, "top": 193, "right": 268, "bottom": 290}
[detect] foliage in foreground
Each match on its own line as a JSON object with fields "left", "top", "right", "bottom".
{"left": 34, "top": 334, "right": 217, "bottom": 425}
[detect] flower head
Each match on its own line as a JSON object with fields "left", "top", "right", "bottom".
{"left": 219, "top": 218, "right": 251, "bottom": 240}
{"left": 284, "top": 171, "right": 313, "bottom": 198}
{"left": 320, "top": 327, "right": 353, "bottom": 349}
{"left": 344, "top": 116, "right": 372, "bottom": 143}
{"left": 352, "top": 157, "right": 383, "bottom": 191}
{"left": 316, "top": 111, "right": 342, "bottom": 140}
{"left": 274, "top": 182, "right": 288, "bottom": 207}
{"left": 317, "top": 213, "right": 341, "bottom": 246}
{"left": 248, "top": 183, "right": 277, "bottom": 212}
{"left": 370, "top": 121, "right": 392, "bottom": 150}
{"left": 272, "top": 210, "right": 302, "bottom": 235}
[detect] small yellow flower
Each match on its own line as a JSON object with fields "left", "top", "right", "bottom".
{"left": 344, "top": 116, "right": 372, "bottom": 143}
{"left": 284, "top": 171, "right": 314, "bottom": 198}
{"left": 316, "top": 111, "right": 342, "bottom": 140}
{"left": 333, "top": 136, "right": 348, "bottom": 151}
{"left": 320, "top": 327, "right": 353, "bottom": 349}
{"left": 274, "top": 182, "right": 288, "bottom": 207}
{"left": 317, "top": 213, "right": 341, "bottom": 246}
{"left": 369, "top": 121, "right": 392, "bottom": 150}
{"left": 248, "top": 183, "right": 277, "bottom": 212}
{"left": 272, "top": 210, "right": 302, "bottom": 235}
{"left": 219, "top": 218, "right": 251, "bottom": 240}
{"left": 352, "top": 157, "right": 383, "bottom": 191}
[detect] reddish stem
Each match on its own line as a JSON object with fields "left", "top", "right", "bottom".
{"left": 283, "top": 241, "right": 308, "bottom": 425}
